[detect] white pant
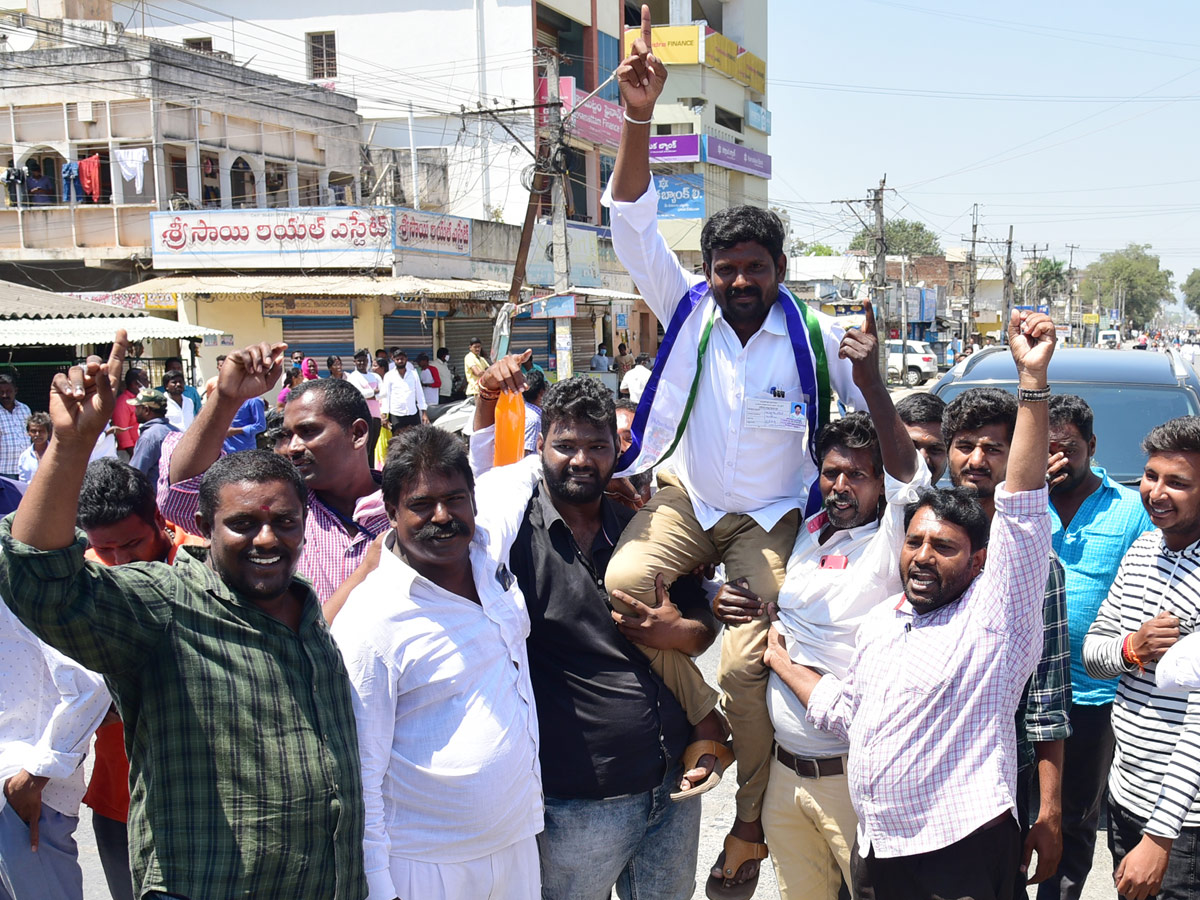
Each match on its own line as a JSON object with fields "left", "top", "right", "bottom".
{"left": 389, "top": 835, "right": 540, "bottom": 900}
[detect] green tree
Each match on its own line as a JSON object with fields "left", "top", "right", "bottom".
{"left": 1032, "top": 257, "right": 1067, "bottom": 299}
{"left": 1183, "top": 269, "right": 1200, "bottom": 317}
{"left": 848, "top": 218, "right": 943, "bottom": 257}
{"left": 799, "top": 242, "right": 837, "bottom": 256}
{"left": 1078, "top": 244, "right": 1173, "bottom": 329}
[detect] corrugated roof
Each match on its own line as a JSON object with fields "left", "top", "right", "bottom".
{"left": 0, "top": 279, "right": 149, "bottom": 320}
{"left": 130, "top": 274, "right": 515, "bottom": 300}
{"left": 2, "top": 316, "right": 224, "bottom": 347}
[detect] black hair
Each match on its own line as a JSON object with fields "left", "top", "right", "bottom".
{"left": 78, "top": 458, "right": 157, "bottom": 530}
{"left": 700, "top": 205, "right": 786, "bottom": 268}
{"left": 540, "top": 375, "right": 617, "bottom": 442}
{"left": 197, "top": 450, "right": 307, "bottom": 523}
{"left": 618, "top": 343, "right": 627, "bottom": 353}
{"left": 164, "top": 357, "right": 183, "bottom": 368}
{"left": 326, "top": 355, "right": 341, "bottom": 371}
{"left": 381, "top": 424, "right": 473, "bottom": 507}
{"left": 163, "top": 369, "right": 184, "bottom": 385}
{"left": 355, "top": 349, "right": 370, "bottom": 361}
{"left": 1143, "top": 415, "right": 1200, "bottom": 456}
{"left": 522, "top": 368, "right": 547, "bottom": 405}
{"left": 635, "top": 353, "right": 651, "bottom": 366}
{"left": 816, "top": 412, "right": 882, "bottom": 475}
{"left": 904, "top": 486, "right": 990, "bottom": 553}
{"left": 392, "top": 348, "right": 408, "bottom": 359}
{"left": 285, "top": 377, "right": 370, "bottom": 430}
{"left": 942, "top": 387, "right": 1017, "bottom": 445}
{"left": 262, "top": 407, "right": 286, "bottom": 449}
{"left": 896, "top": 392, "right": 947, "bottom": 427}
{"left": 216, "top": 354, "right": 228, "bottom": 364}
{"left": 124, "top": 367, "right": 145, "bottom": 389}
{"left": 25, "top": 411, "right": 51, "bottom": 433}
{"left": 437, "top": 347, "right": 449, "bottom": 359}
{"left": 614, "top": 398, "right": 638, "bottom": 416}
{"left": 417, "top": 353, "right": 430, "bottom": 363}
{"left": 1048, "top": 394, "right": 1094, "bottom": 443}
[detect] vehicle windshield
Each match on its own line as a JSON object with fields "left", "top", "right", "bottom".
{"left": 936, "top": 382, "right": 1200, "bottom": 485}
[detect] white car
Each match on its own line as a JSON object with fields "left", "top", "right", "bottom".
{"left": 886, "top": 340, "right": 939, "bottom": 387}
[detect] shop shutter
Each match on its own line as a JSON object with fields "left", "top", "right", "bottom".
{"left": 383, "top": 311, "right": 435, "bottom": 360}
{"left": 443, "top": 316, "right": 493, "bottom": 382}
{"left": 281, "top": 316, "right": 355, "bottom": 371}
{"left": 510, "top": 315, "right": 552, "bottom": 370}
{"left": 572, "top": 316, "right": 598, "bottom": 373}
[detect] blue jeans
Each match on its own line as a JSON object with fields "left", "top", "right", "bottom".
{"left": 1107, "top": 797, "right": 1199, "bottom": 900}
{"left": 539, "top": 766, "right": 701, "bottom": 900}
{"left": 0, "top": 802, "right": 82, "bottom": 900}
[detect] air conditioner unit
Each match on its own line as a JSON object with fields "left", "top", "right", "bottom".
{"left": 200, "top": 110, "right": 212, "bottom": 126}
{"left": 313, "top": 134, "right": 324, "bottom": 150}
{"left": 78, "top": 101, "right": 95, "bottom": 123}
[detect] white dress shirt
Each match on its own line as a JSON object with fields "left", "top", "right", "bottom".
{"left": 603, "top": 181, "right": 865, "bottom": 531}
{"left": 380, "top": 366, "right": 426, "bottom": 417}
{"left": 345, "top": 369, "right": 381, "bottom": 419}
{"left": 769, "top": 460, "right": 930, "bottom": 758}
{"left": 331, "top": 454, "right": 543, "bottom": 900}
{"left": 0, "top": 598, "right": 110, "bottom": 817}
{"left": 621, "top": 364, "right": 651, "bottom": 403}
{"left": 419, "top": 366, "right": 439, "bottom": 408}
{"left": 164, "top": 396, "right": 194, "bottom": 431}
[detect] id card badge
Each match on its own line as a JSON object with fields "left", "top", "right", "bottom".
{"left": 820, "top": 554, "right": 849, "bottom": 570}
{"left": 745, "top": 396, "right": 809, "bottom": 433}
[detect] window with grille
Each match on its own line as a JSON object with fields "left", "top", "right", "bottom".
{"left": 307, "top": 32, "right": 337, "bottom": 79}
{"left": 183, "top": 37, "right": 213, "bottom": 52}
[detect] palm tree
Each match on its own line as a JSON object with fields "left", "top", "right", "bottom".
{"left": 1033, "top": 257, "right": 1068, "bottom": 302}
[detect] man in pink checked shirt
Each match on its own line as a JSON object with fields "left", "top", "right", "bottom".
{"left": 764, "top": 308, "right": 1057, "bottom": 900}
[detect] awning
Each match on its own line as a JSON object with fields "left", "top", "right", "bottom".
{"left": 1, "top": 316, "right": 224, "bottom": 347}
{"left": 0, "top": 278, "right": 148, "bottom": 319}
{"left": 130, "top": 274, "right": 514, "bottom": 300}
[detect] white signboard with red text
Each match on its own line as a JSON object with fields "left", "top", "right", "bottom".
{"left": 151, "top": 208, "right": 392, "bottom": 269}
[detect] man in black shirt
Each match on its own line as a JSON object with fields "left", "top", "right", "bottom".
{"left": 472, "top": 355, "right": 719, "bottom": 899}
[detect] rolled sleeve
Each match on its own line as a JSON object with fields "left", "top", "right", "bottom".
{"left": 156, "top": 430, "right": 205, "bottom": 534}
{"left": 1025, "top": 558, "right": 1073, "bottom": 743}
{"left": 25, "top": 641, "right": 109, "bottom": 780}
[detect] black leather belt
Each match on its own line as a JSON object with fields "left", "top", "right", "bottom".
{"left": 774, "top": 744, "right": 845, "bottom": 779}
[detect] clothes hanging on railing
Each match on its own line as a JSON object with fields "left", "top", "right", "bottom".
{"left": 113, "top": 147, "right": 149, "bottom": 192}
{"left": 78, "top": 154, "right": 102, "bottom": 203}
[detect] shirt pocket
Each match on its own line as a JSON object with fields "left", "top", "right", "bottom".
{"left": 898, "top": 621, "right": 959, "bottom": 696}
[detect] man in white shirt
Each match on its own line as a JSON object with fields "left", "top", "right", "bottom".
{"left": 433, "top": 348, "right": 454, "bottom": 403}
{"left": 619, "top": 353, "right": 652, "bottom": 403}
{"left": 346, "top": 350, "right": 382, "bottom": 463}
{"left": 380, "top": 349, "right": 428, "bottom": 433}
{"left": 0, "top": 599, "right": 110, "bottom": 900}
{"left": 755, "top": 302, "right": 927, "bottom": 900}
{"left": 603, "top": 15, "right": 865, "bottom": 889}
{"left": 331, "top": 425, "right": 542, "bottom": 900}
{"left": 416, "top": 354, "right": 441, "bottom": 409}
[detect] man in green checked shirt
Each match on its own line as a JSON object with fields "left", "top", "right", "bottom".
{"left": 0, "top": 332, "right": 367, "bottom": 900}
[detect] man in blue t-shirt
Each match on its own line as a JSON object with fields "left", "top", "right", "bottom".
{"left": 223, "top": 397, "right": 267, "bottom": 454}
{"left": 1043, "top": 395, "right": 1152, "bottom": 900}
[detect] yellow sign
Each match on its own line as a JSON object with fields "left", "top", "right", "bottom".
{"left": 705, "top": 31, "right": 738, "bottom": 79}
{"left": 623, "top": 25, "right": 702, "bottom": 64}
{"left": 1082, "top": 313, "right": 1100, "bottom": 324}
{"left": 736, "top": 51, "right": 767, "bottom": 94}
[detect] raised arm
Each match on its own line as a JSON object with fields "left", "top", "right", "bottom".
{"left": 1005, "top": 309, "right": 1056, "bottom": 493}
{"left": 168, "top": 342, "right": 285, "bottom": 484}
{"left": 610, "top": 5, "right": 666, "bottom": 203}
{"left": 838, "top": 299, "right": 917, "bottom": 482}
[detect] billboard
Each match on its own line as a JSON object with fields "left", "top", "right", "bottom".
{"left": 622, "top": 25, "right": 703, "bottom": 64}
{"left": 654, "top": 174, "right": 705, "bottom": 219}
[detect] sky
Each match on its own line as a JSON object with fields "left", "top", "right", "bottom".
{"left": 767, "top": 0, "right": 1200, "bottom": 294}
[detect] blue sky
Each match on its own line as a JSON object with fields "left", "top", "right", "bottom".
{"left": 767, "top": 0, "right": 1200, "bottom": 290}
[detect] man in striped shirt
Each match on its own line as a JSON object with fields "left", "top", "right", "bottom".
{"left": 1084, "top": 415, "right": 1200, "bottom": 900}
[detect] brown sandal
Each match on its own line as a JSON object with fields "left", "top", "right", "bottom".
{"left": 669, "top": 739, "right": 735, "bottom": 802}
{"left": 705, "top": 834, "right": 769, "bottom": 899}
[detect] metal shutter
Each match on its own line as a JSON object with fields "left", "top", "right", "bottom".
{"left": 383, "top": 311, "right": 435, "bottom": 360}
{"left": 443, "top": 317, "right": 493, "bottom": 376}
{"left": 572, "top": 317, "right": 597, "bottom": 374}
{"left": 510, "top": 315, "right": 552, "bottom": 369}
{"left": 281, "top": 316, "right": 355, "bottom": 369}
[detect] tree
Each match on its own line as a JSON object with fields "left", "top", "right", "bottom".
{"left": 848, "top": 218, "right": 942, "bottom": 257}
{"left": 790, "top": 241, "right": 837, "bottom": 257}
{"left": 1183, "top": 269, "right": 1200, "bottom": 317}
{"left": 1078, "top": 244, "right": 1173, "bottom": 329}
{"left": 1032, "top": 257, "right": 1067, "bottom": 299}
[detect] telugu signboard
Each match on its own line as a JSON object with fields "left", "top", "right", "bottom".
{"left": 704, "top": 136, "right": 772, "bottom": 179}
{"left": 69, "top": 291, "right": 178, "bottom": 311}
{"left": 530, "top": 294, "right": 577, "bottom": 319}
{"left": 536, "top": 77, "right": 624, "bottom": 150}
{"left": 393, "top": 207, "right": 471, "bottom": 256}
{"left": 655, "top": 174, "right": 705, "bottom": 219}
{"left": 152, "top": 209, "right": 392, "bottom": 269}
{"left": 648, "top": 134, "right": 703, "bottom": 163}
{"left": 262, "top": 297, "right": 354, "bottom": 317}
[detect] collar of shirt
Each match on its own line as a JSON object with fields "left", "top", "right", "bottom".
{"left": 533, "top": 480, "right": 623, "bottom": 570}
{"left": 713, "top": 293, "right": 788, "bottom": 339}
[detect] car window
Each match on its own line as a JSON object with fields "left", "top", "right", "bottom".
{"left": 936, "top": 382, "right": 1200, "bottom": 485}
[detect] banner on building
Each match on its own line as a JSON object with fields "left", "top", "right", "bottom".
{"left": 526, "top": 222, "right": 602, "bottom": 288}
{"left": 152, "top": 209, "right": 392, "bottom": 269}
{"left": 393, "top": 208, "right": 471, "bottom": 256}
{"left": 530, "top": 294, "right": 577, "bottom": 319}
{"left": 622, "top": 24, "right": 703, "bottom": 64}
{"left": 704, "top": 136, "right": 772, "bottom": 179}
{"left": 649, "top": 134, "right": 702, "bottom": 163}
{"left": 655, "top": 174, "right": 705, "bottom": 219}
{"left": 69, "top": 291, "right": 179, "bottom": 311}
{"left": 746, "top": 101, "right": 772, "bottom": 134}
{"left": 262, "top": 297, "right": 354, "bottom": 317}
{"left": 536, "top": 77, "right": 624, "bottom": 150}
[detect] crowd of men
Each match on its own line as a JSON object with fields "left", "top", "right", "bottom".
{"left": 1, "top": 14, "right": 1199, "bottom": 900}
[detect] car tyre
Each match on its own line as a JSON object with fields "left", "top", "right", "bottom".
{"left": 905, "top": 367, "right": 924, "bottom": 387}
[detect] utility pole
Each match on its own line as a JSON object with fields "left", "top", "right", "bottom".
{"left": 1066, "top": 242, "right": 1079, "bottom": 341}
{"left": 1002, "top": 226, "right": 1015, "bottom": 335}
{"left": 545, "top": 55, "right": 574, "bottom": 380}
{"left": 966, "top": 203, "right": 978, "bottom": 349}
{"left": 1022, "top": 243, "right": 1049, "bottom": 308}
{"left": 872, "top": 176, "right": 888, "bottom": 381}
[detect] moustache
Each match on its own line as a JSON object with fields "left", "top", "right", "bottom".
{"left": 726, "top": 286, "right": 762, "bottom": 302}
{"left": 824, "top": 492, "right": 859, "bottom": 513}
{"left": 413, "top": 519, "right": 471, "bottom": 542}
{"left": 289, "top": 451, "right": 317, "bottom": 467}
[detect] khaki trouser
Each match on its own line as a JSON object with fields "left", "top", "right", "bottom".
{"left": 605, "top": 473, "right": 799, "bottom": 822}
{"left": 761, "top": 756, "right": 858, "bottom": 900}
